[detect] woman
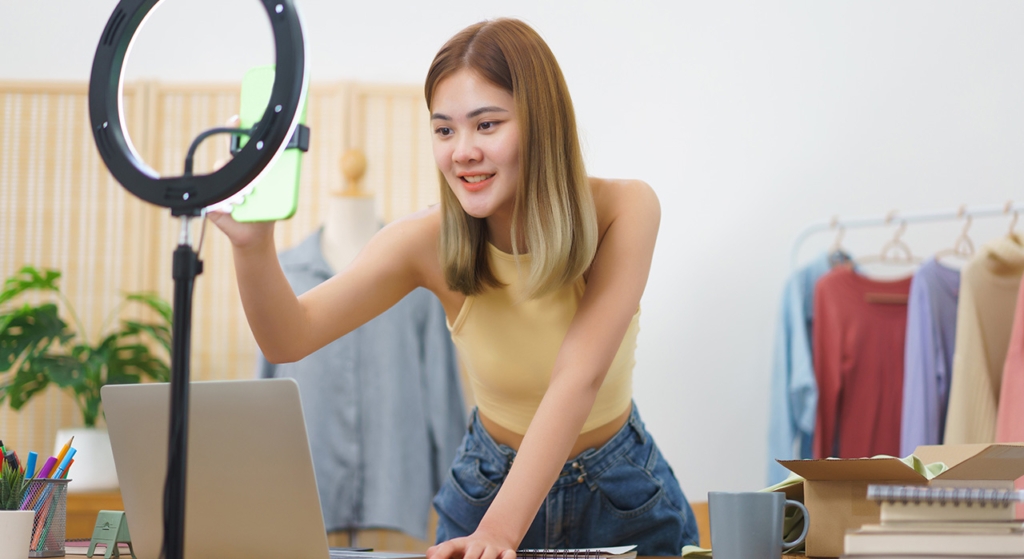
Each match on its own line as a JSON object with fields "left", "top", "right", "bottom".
{"left": 212, "top": 18, "right": 698, "bottom": 559}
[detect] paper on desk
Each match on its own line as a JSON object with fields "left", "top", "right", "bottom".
{"left": 681, "top": 544, "right": 711, "bottom": 557}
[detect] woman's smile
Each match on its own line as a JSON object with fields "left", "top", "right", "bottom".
{"left": 431, "top": 68, "right": 521, "bottom": 225}
{"left": 460, "top": 173, "right": 496, "bottom": 192}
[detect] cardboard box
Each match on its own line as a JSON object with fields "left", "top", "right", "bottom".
{"left": 778, "top": 444, "right": 1024, "bottom": 558}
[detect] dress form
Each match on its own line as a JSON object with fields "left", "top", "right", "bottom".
{"left": 322, "top": 149, "right": 376, "bottom": 273}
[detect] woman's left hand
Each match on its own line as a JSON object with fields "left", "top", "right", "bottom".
{"left": 426, "top": 528, "right": 518, "bottom": 559}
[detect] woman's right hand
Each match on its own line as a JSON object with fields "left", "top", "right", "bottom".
{"left": 207, "top": 208, "right": 275, "bottom": 249}
{"left": 206, "top": 114, "right": 276, "bottom": 249}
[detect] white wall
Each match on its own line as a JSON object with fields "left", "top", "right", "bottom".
{"left": 4, "top": 0, "right": 1023, "bottom": 503}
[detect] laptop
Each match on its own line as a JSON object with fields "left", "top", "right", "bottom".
{"left": 102, "top": 378, "right": 424, "bottom": 559}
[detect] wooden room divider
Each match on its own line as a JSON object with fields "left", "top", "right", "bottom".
{"left": 0, "top": 77, "right": 438, "bottom": 475}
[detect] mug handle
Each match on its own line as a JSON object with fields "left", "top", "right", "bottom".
{"left": 782, "top": 499, "right": 809, "bottom": 551}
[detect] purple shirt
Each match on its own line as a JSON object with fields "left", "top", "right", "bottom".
{"left": 900, "top": 258, "right": 961, "bottom": 456}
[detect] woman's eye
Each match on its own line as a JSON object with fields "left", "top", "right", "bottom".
{"left": 479, "top": 121, "right": 495, "bottom": 131}
{"left": 434, "top": 127, "right": 453, "bottom": 137}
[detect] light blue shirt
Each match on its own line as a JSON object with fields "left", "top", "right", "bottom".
{"left": 900, "top": 258, "right": 960, "bottom": 456}
{"left": 767, "top": 253, "right": 833, "bottom": 485}
{"left": 257, "top": 230, "right": 467, "bottom": 539}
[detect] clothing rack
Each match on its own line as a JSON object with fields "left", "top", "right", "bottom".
{"left": 790, "top": 201, "right": 1023, "bottom": 268}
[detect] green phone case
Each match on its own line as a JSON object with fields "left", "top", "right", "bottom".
{"left": 231, "top": 65, "right": 307, "bottom": 222}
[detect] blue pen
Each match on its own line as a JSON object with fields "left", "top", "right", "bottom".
{"left": 25, "top": 452, "right": 37, "bottom": 480}
{"left": 52, "top": 448, "right": 76, "bottom": 479}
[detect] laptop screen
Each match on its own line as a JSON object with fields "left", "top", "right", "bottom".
{"left": 102, "top": 379, "right": 330, "bottom": 559}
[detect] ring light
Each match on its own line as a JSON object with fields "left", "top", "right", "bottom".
{"left": 87, "top": 4, "right": 308, "bottom": 559}
{"left": 88, "top": 0, "right": 307, "bottom": 215}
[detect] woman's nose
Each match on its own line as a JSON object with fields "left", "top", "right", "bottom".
{"left": 452, "top": 135, "right": 482, "bottom": 164}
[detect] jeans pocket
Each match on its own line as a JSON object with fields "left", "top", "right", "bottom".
{"left": 450, "top": 458, "right": 502, "bottom": 502}
{"left": 433, "top": 452, "right": 507, "bottom": 543}
{"left": 593, "top": 453, "right": 666, "bottom": 519}
{"left": 588, "top": 450, "right": 694, "bottom": 554}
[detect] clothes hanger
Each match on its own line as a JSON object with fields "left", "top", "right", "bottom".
{"left": 827, "top": 218, "right": 852, "bottom": 267}
{"left": 934, "top": 207, "right": 974, "bottom": 265}
{"left": 855, "top": 218, "right": 921, "bottom": 266}
{"left": 1007, "top": 200, "right": 1019, "bottom": 239}
{"left": 854, "top": 215, "right": 917, "bottom": 304}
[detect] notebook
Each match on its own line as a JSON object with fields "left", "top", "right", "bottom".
{"left": 866, "top": 483, "right": 1017, "bottom": 522}
{"left": 102, "top": 379, "right": 425, "bottom": 559}
{"left": 516, "top": 546, "right": 637, "bottom": 559}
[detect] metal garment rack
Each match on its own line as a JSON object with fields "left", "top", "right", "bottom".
{"left": 790, "top": 201, "right": 1022, "bottom": 268}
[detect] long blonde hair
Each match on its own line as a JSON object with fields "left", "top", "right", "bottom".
{"left": 425, "top": 18, "right": 598, "bottom": 299}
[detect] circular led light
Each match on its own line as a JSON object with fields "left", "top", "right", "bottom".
{"left": 89, "top": 0, "right": 307, "bottom": 213}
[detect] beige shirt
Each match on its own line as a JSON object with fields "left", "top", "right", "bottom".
{"left": 944, "top": 234, "right": 1024, "bottom": 444}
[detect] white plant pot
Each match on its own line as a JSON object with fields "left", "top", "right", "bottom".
{"left": 54, "top": 427, "right": 119, "bottom": 493}
{"left": 0, "top": 510, "right": 35, "bottom": 559}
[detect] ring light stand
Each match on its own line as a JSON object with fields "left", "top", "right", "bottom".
{"left": 88, "top": 3, "right": 307, "bottom": 559}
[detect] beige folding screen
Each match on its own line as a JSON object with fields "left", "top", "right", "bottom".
{"left": 0, "top": 82, "right": 159, "bottom": 453}
{"left": 0, "top": 79, "right": 439, "bottom": 462}
{"left": 351, "top": 84, "right": 440, "bottom": 222}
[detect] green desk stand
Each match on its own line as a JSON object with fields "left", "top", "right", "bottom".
{"left": 87, "top": 510, "right": 135, "bottom": 559}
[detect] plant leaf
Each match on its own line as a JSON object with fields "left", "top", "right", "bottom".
{"left": 0, "top": 266, "right": 61, "bottom": 307}
{"left": 126, "top": 292, "right": 173, "bottom": 325}
{"left": 0, "top": 461, "right": 29, "bottom": 510}
{"left": 45, "top": 355, "right": 88, "bottom": 388}
{"left": 0, "top": 304, "right": 71, "bottom": 373}
{"left": 107, "top": 342, "right": 169, "bottom": 383}
{"left": 121, "top": 320, "right": 172, "bottom": 353}
{"left": 3, "top": 359, "right": 54, "bottom": 410}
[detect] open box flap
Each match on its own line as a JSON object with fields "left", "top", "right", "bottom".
{"left": 778, "top": 457, "right": 928, "bottom": 482}
{"left": 912, "top": 444, "right": 995, "bottom": 468}
{"left": 932, "top": 444, "right": 1024, "bottom": 481}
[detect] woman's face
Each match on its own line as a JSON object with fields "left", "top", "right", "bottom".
{"left": 431, "top": 69, "right": 520, "bottom": 222}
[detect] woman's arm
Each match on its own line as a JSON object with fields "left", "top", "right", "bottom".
{"left": 209, "top": 207, "right": 437, "bottom": 363}
{"left": 428, "top": 178, "right": 661, "bottom": 559}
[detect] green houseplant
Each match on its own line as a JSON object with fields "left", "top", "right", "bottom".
{"left": 0, "top": 265, "right": 171, "bottom": 427}
{"left": 0, "top": 461, "right": 29, "bottom": 511}
{"left": 0, "top": 461, "right": 34, "bottom": 559}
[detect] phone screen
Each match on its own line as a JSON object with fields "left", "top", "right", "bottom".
{"left": 230, "top": 64, "right": 308, "bottom": 222}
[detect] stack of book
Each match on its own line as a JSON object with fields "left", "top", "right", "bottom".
{"left": 843, "top": 484, "right": 1024, "bottom": 558}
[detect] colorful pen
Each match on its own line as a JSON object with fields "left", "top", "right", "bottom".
{"left": 52, "top": 447, "right": 76, "bottom": 479}
{"left": 4, "top": 451, "right": 18, "bottom": 471}
{"left": 53, "top": 436, "right": 74, "bottom": 468}
{"left": 30, "top": 497, "right": 51, "bottom": 548}
{"left": 61, "top": 458, "right": 74, "bottom": 479}
{"left": 36, "top": 456, "right": 57, "bottom": 479}
{"left": 25, "top": 452, "right": 37, "bottom": 479}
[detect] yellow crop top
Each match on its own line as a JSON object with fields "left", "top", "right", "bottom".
{"left": 447, "top": 243, "right": 640, "bottom": 435}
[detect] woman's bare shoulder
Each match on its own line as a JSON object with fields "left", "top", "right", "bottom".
{"left": 379, "top": 203, "right": 442, "bottom": 246}
{"left": 373, "top": 204, "right": 446, "bottom": 290}
{"left": 588, "top": 177, "right": 660, "bottom": 236}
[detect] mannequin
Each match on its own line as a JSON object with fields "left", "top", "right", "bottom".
{"left": 321, "top": 149, "right": 377, "bottom": 273}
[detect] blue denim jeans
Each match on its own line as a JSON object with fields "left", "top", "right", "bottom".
{"left": 433, "top": 404, "right": 699, "bottom": 556}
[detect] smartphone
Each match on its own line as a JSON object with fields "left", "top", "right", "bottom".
{"left": 230, "top": 64, "right": 308, "bottom": 222}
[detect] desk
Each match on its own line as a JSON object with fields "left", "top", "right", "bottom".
{"left": 58, "top": 492, "right": 711, "bottom": 554}
{"left": 690, "top": 501, "right": 709, "bottom": 548}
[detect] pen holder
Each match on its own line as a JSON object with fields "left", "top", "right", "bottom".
{"left": 22, "top": 479, "right": 69, "bottom": 557}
